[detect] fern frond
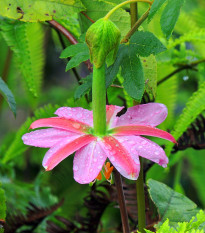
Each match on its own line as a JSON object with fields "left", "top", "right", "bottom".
{"left": 2, "top": 104, "right": 59, "bottom": 164}
{"left": 165, "top": 81, "right": 205, "bottom": 156}
{"left": 0, "top": 19, "right": 45, "bottom": 97}
{"left": 168, "top": 29, "right": 205, "bottom": 49}
{"left": 156, "top": 64, "right": 178, "bottom": 130}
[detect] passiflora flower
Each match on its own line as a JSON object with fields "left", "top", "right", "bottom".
{"left": 22, "top": 103, "right": 176, "bottom": 184}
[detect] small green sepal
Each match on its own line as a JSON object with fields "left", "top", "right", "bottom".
{"left": 85, "top": 18, "right": 121, "bottom": 68}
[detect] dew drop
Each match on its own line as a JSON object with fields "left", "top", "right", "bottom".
{"left": 73, "top": 123, "right": 81, "bottom": 129}
{"left": 73, "top": 165, "right": 79, "bottom": 171}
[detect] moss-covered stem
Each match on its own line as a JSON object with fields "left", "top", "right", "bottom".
{"left": 130, "top": 2, "right": 138, "bottom": 27}
{"left": 92, "top": 64, "right": 106, "bottom": 136}
{"left": 136, "top": 158, "right": 146, "bottom": 233}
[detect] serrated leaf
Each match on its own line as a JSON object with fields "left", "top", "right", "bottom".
{"left": 74, "top": 74, "right": 92, "bottom": 100}
{"left": 65, "top": 51, "right": 90, "bottom": 71}
{"left": 121, "top": 46, "right": 145, "bottom": 101}
{"left": 0, "top": 77, "right": 16, "bottom": 116}
{"left": 60, "top": 43, "right": 89, "bottom": 58}
{"left": 160, "top": 0, "right": 185, "bottom": 39}
{"left": 130, "top": 31, "right": 166, "bottom": 57}
{"left": 0, "top": 20, "right": 45, "bottom": 97}
{"left": 0, "top": 0, "right": 85, "bottom": 22}
{"left": 148, "top": 0, "right": 168, "bottom": 22}
{"left": 147, "top": 179, "right": 199, "bottom": 228}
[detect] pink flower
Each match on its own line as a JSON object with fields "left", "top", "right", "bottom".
{"left": 22, "top": 103, "right": 176, "bottom": 184}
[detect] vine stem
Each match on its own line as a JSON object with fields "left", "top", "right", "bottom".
{"left": 136, "top": 158, "right": 146, "bottom": 233}
{"left": 121, "top": 6, "right": 151, "bottom": 43}
{"left": 157, "top": 58, "right": 205, "bottom": 85}
{"left": 104, "top": 0, "right": 152, "bottom": 20}
{"left": 113, "top": 169, "right": 130, "bottom": 233}
{"left": 48, "top": 20, "right": 92, "bottom": 72}
{"left": 92, "top": 65, "right": 106, "bottom": 136}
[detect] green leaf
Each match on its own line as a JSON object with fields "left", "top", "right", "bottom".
{"left": 0, "top": 20, "right": 45, "bottom": 97}
{"left": 148, "top": 0, "right": 168, "bottom": 22}
{"left": 2, "top": 104, "right": 58, "bottom": 163}
{"left": 160, "top": 0, "right": 185, "bottom": 39}
{"left": 0, "top": 77, "right": 16, "bottom": 116}
{"left": 121, "top": 46, "right": 145, "bottom": 101}
{"left": 165, "top": 81, "right": 205, "bottom": 156}
{"left": 74, "top": 74, "right": 92, "bottom": 100}
{"left": 80, "top": 0, "right": 130, "bottom": 37}
{"left": 141, "top": 55, "right": 157, "bottom": 100}
{"left": 0, "top": 184, "right": 6, "bottom": 220}
{"left": 60, "top": 43, "right": 89, "bottom": 58}
{"left": 106, "top": 45, "right": 125, "bottom": 87}
{"left": 147, "top": 179, "right": 199, "bottom": 228}
{"left": 65, "top": 51, "right": 90, "bottom": 71}
{"left": 130, "top": 31, "right": 166, "bottom": 57}
{"left": 0, "top": 0, "right": 85, "bottom": 22}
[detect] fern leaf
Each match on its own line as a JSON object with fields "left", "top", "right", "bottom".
{"left": 168, "top": 29, "right": 205, "bottom": 49}
{"left": 156, "top": 64, "right": 178, "bottom": 130}
{"left": 165, "top": 81, "right": 205, "bottom": 156}
{"left": 0, "top": 19, "right": 45, "bottom": 97}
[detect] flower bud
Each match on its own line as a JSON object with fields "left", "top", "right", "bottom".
{"left": 85, "top": 18, "right": 121, "bottom": 68}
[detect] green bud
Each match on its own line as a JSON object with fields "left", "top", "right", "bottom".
{"left": 85, "top": 18, "right": 121, "bottom": 68}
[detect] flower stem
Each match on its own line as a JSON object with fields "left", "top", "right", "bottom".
{"left": 104, "top": 0, "right": 152, "bottom": 20}
{"left": 92, "top": 64, "right": 106, "bottom": 136}
{"left": 113, "top": 169, "right": 130, "bottom": 233}
{"left": 136, "top": 158, "right": 146, "bottom": 233}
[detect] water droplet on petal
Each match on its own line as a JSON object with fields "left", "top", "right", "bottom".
{"left": 73, "top": 123, "right": 80, "bottom": 129}
{"left": 73, "top": 165, "right": 79, "bottom": 171}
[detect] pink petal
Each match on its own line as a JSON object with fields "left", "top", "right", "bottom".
{"left": 114, "top": 103, "right": 168, "bottom": 128}
{"left": 99, "top": 136, "right": 140, "bottom": 180}
{"left": 73, "top": 141, "right": 107, "bottom": 184}
{"left": 112, "top": 125, "right": 176, "bottom": 143}
{"left": 30, "top": 117, "right": 91, "bottom": 134}
{"left": 114, "top": 135, "right": 168, "bottom": 167}
{"left": 106, "top": 105, "right": 124, "bottom": 128}
{"left": 42, "top": 134, "right": 96, "bottom": 170}
{"left": 22, "top": 128, "right": 79, "bottom": 148}
{"left": 55, "top": 107, "right": 93, "bottom": 126}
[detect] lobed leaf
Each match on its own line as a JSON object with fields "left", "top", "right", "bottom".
{"left": 0, "top": 77, "right": 16, "bottom": 116}
{"left": 0, "top": 0, "right": 85, "bottom": 22}
{"left": 130, "top": 31, "right": 166, "bottom": 57}
{"left": 121, "top": 46, "right": 145, "bottom": 101}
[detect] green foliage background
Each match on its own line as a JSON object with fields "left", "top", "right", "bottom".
{"left": 0, "top": 0, "right": 205, "bottom": 232}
